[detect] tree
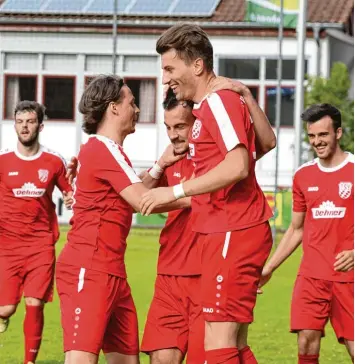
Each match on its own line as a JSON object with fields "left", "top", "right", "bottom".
{"left": 304, "top": 62, "right": 354, "bottom": 153}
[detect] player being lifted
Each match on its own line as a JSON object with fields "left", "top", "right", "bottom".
{"left": 140, "top": 80, "right": 275, "bottom": 364}
{"left": 140, "top": 24, "right": 275, "bottom": 364}
{"left": 259, "top": 104, "right": 354, "bottom": 364}
{"left": 0, "top": 101, "right": 72, "bottom": 364}
{"left": 56, "top": 75, "right": 190, "bottom": 364}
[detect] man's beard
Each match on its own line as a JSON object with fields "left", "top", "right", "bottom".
{"left": 18, "top": 131, "right": 39, "bottom": 147}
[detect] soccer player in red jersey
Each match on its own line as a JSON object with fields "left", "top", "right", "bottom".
{"left": 140, "top": 92, "right": 204, "bottom": 364}
{"left": 259, "top": 104, "right": 354, "bottom": 364}
{"left": 0, "top": 100, "right": 72, "bottom": 364}
{"left": 140, "top": 82, "right": 275, "bottom": 364}
{"left": 56, "top": 75, "right": 190, "bottom": 364}
{"left": 140, "top": 24, "right": 275, "bottom": 364}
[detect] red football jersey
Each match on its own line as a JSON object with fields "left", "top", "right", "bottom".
{"left": 156, "top": 155, "right": 201, "bottom": 276}
{"left": 0, "top": 146, "right": 71, "bottom": 249}
{"left": 58, "top": 135, "right": 141, "bottom": 278}
{"left": 189, "top": 90, "right": 272, "bottom": 233}
{"left": 293, "top": 153, "right": 354, "bottom": 282}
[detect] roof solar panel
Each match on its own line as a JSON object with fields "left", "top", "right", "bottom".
{"left": 129, "top": 0, "right": 173, "bottom": 15}
{"left": 44, "top": 0, "right": 88, "bottom": 13}
{"left": 86, "top": 0, "right": 132, "bottom": 14}
{"left": 0, "top": 0, "right": 45, "bottom": 12}
{"left": 171, "top": 0, "right": 221, "bottom": 16}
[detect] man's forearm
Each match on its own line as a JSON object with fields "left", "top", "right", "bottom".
{"left": 183, "top": 148, "right": 248, "bottom": 197}
{"left": 152, "top": 197, "right": 191, "bottom": 213}
{"left": 243, "top": 90, "right": 276, "bottom": 159}
{"left": 266, "top": 225, "right": 303, "bottom": 272}
{"left": 140, "top": 171, "right": 161, "bottom": 189}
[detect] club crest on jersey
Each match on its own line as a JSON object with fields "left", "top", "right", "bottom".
{"left": 38, "top": 169, "right": 49, "bottom": 183}
{"left": 192, "top": 119, "right": 202, "bottom": 139}
{"left": 339, "top": 182, "right": 352, "bottom": 199}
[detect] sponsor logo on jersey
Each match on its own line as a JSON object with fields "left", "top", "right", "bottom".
{"left": 173, "top": 172, "right": 181, "bottom": 178}
{"left": 38, "top": 169, "right": 49, "bottom": 183}
{"left": 8, "top": 171, "right": 18, "bottom": 176}
{"left": 339, "top": 182, "right": 352, "bottom": 199}
{"left": 308, "top": 186, "right": 319, "bottom": 192}
{"left": 192, "top": 119, "right": 202, "bottom": 139}
{"left": 203, "top": 307, "right": 214, "bottom": 313}
{"left": 12, "top": 182, "right": 46, "bottom": 198}
{"left": 312, "top": 200, "right": 346, "bottom": 219}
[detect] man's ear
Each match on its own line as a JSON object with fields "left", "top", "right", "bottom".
{"left": 194, "top": 58, "right": 204, "bottom": 76}
{"left": 109, "top": 102, "right": 120, "bottom": 116}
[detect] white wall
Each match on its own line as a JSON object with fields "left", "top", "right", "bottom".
{"left": 0, "top": 30, "right": 330, "bottom": 188}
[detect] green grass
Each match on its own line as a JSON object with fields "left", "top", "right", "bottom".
{"left": 0, "top": 227, "right": 350, "bottom": 364}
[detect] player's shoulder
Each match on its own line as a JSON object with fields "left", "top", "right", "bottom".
{"left": 41, "top": 145, "right": 67, "bottom": 166}
{"left": 294, "top": 158, "right": 318, "bottom": 177}
{"left": 87, "top": 135, "right": 130, "bottom": 164}
{"left": 347, "top": 152, "right": 354, "bottom": 164}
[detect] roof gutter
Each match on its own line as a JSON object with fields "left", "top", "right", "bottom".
{"left": 0, "top": 16, "right": 346, "bottom": 30}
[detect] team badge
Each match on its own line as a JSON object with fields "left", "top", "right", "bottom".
{"left": 192, "top": 119, "right": 202, "bottom": 139}
{"left": 338, "top": 182, "right": 352, "bottom": 199}
{"left": 38, "top": 169, "right": 49, "bottom": 183}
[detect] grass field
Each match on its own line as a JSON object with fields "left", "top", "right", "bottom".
{"left": 0, "top": 227, "right": 350, "bottom": 364}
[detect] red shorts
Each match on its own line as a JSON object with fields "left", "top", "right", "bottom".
{"left": 141, "top": 275, "right": 205, "bottom": 364}
{"left": 200, "top": 222, "right": 272, "bottom": 323}
{"left": 291, "top": 275, "right": 354, "bottom": 343}
{"left": 56, "top": 263, "right": 139, "bottom": 355}
{"left": 0, "top": 247, "right": 55, "bottom": 305}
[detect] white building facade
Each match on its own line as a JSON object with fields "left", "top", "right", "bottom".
{"left": 0, "top": 5, "right": 353, "bottom": 192}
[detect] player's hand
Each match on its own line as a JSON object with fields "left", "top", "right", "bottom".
{"left": 63, "top": 191, "right": 74, "bottom": 210}
{"left": 140, "top": 187, "right": 175, "bottom": 216}
{"left": 209, "top": 76, "right": 250, "bottom": 96}
{"left": 257, "top": 266, "right": 273, "bottom": 294}
{"left": 66, "top": 156, "right": 78, "bottom": 185}
{"left": 158, "top": 144, "right": 186, "bottom": 169}
{"left": 334, "top": 250, "right": 354, "bottom": 272}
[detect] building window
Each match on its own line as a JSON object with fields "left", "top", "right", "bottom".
{"left": 125, "top": 78, "right": 156, "bottom": 123}
{"left": 265, "top": 59, "right": 308, "bottom": 80}
{"left": 219, "top": 59, "right": 260, "bottom": 80}
{"left": 265, "top": 86, "right": 295, "bottom": 127}
{"left": 4, "top": 75, "right": 37, "bottom": 119}
{"left": 43, "top": 76, "right": 75, "bottom": 121}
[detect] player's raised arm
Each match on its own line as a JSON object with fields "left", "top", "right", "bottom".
{"left": 140, "top": 90, "right": 251, "bottom": 215}
{"left": 210, "top": 77, "right": 276, "bottom": 159}
{"left": 140, "top": 144, "right": 184, "bottom": 189}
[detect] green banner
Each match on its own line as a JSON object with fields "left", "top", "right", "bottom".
{"left": 245, "top": 0, "right": 299, "bottom": 28}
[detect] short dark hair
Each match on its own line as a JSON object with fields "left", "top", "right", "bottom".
{"left": 301, "top": 103, "right": 342, "bottom": 131}
{"left": 14, "top": 100, "right": 46, "bottom": 124}
{"left": 163, "top": 87, "right": 194, "bottom": 111}
{"left": 79, "top": 75, "right": 124, "bottom": 135}
{"left": 156, "top": 23, "right": 214, "bottom": 73}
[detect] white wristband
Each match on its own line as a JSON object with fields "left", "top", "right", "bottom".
{"left": 148, "top": 163, "right": 164, "bottom": 179}
{"left": 173, "top": 183, "right": 186, "bottom": 200}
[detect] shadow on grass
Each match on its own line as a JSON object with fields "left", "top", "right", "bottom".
{"left": 37, "top": 361, "right": 63, "bottom": 364}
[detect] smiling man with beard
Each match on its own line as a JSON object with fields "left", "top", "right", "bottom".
{"left": 0, "top": 100, "right": 72, "bottom": 364}
{"left": 259, "top": 103, "right": 354, "bottom": 364}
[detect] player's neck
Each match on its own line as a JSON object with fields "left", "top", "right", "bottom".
{"left": 96, "top": 126, "right": 125, "bottom": 146}
{"left": 192, "top": 72, "right": 216, "bottom": 103}
{"left": 17, "top": 141, "right": 41, "bottom": 157}
{"left": 318, "top": 146, "right": 347, "bottom": 168}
